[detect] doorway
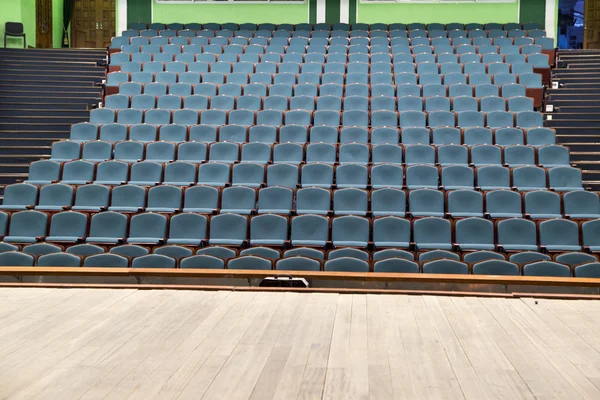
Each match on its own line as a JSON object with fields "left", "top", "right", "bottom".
{"left": 71, "top": 0, "right": 116, "bottom": 48}
{"left": 558, "top": 0, "right": 584, "bottom": 48}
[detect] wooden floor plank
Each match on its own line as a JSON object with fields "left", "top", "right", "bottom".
{"left": 472, "top": 297, "right": 568, "bottom": 400}
{"left": 439, "top": 297, "right": 535, "bottom": 400}
{"left": 519, "top": 299, "right": 600, "bottom": 392}
{"left": 422, "top": 296, "right": 489, "bottom": 400}
{"left": 365, "top": 294, "right": 394, "bottom": 400}
{"left": 295, "top": 293, "right": 338, "bottom": 400}
{"left": 501, "top": 298, "right": 600, "bottom": 399}
{"left": 0, "top": 289, "right": 600, "bottom": 400}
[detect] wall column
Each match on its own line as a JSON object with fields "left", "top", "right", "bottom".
{"left": 118, "top": 0, "right": 127, "bottom": 33}
{"left": 545, "top": 0, "right": 557, "bottom": 43}
{"left": 316, "top": 0, "right": 326, "bottom": 23}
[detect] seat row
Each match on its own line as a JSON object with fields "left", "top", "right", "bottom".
{"left": 112, "top": 82, "right": 535, "bottom": 100}
{"left": 90, "top": 108, "right": 545, "bottom": 129}
{"left": 107, "top": 71, "right": 544, "bottom": 89}
{"left": 126, "top": 22, "right": 543, "bottom": 32}
{"left": 114, "top": 41, "right": 547, "bottom": 55}
{"left": 5, "top": 181, "right": 596, "bottom": 219}
{"left": 104, "top": 93, "right": 535, "bottom": 112}
{"left": 111, "top": 35, "right": 553, "bottom": 53}
{"left": 110, "top": 51, "right": 545, "bottom": 67}
{"left": 25, "top": 159, "right": 583, "bottom": 191}
{"left": 112, "top": 59, "right": 540, "bottom": 77}
{"left": 0, "top": 210, "right": 598, "bottom": 253}
{"left": 1, "top": 248, "right": 596, "bottom": 277}
{"left": 51, "top": 140, "right": 567, "bottom": 167}
{"left": 0, "top": 235, "right": 594, "bottom": 264}
{"left": 114, "top": 43, "right": 547, "bottom": 59}
{"left": 109, "top": 57, "right": 538, "bottom": 77}
{"left": 116, "top": 28, "right": 548, "bottom": 41}
{"left": 70, "top": 123, "right": 556, "bottom": 147}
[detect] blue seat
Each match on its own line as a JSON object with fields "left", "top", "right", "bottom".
{"left": 470, "top": 145, "right": 502, "bottom": 166}
{"left": 0, "top": 183, "right": 38, "bottom": 211}
{"left": 573, "top": 262, "right": 600, "bottom": 278}
{"left": 336, "top": 164, "right": 368, "bottom": 189}
{"left": 495, "top": 127, "right": 524, "bottom": 146}
{"left": 291, "top": 214, "right": 329, "bottom": 247}
{"left": 406, "top": 165, "right": 439, "bottom": 189}
{"left": 146, "top": 185, "right": 182, "bottom": 213}
{"left": 70, "top": 123, "right": 99, "bottom": 142}
{"left": 455, "top": 217, "right": 495, "bottom": 251}
{"left": 504, "top": 145, "right": 535, "bottom": 166}
{"left": 256, "top": 187, "right": 293, "bottom": 215}
{"left": 208, "top": 213, "right": 248, "bottom": 246}
{"left": 401, "top": 127, "right": 429, "bottom": 144}
{"left": 405, "top": 145, "right": 435, "bottom": 165}
{"left": 61, "top": 160, "right": 95, "bottom": 185}
{"left": 409, "top": 189, "right": 444, "bottom": 217}
{"left": 0, "top": 251, "right": 35, "bottom": 266}
{"left": 72, "top": 184, "right": 110, "bottom": 212}
{"left": 46, "top": 211, "right": 88, "bottom": 243}
{"left": 477, "top": 166, "right": 511, "bottom": 190}
{"left": 512, "top": 165, "right": 547, "bottom": 191}
{"left": 564, "top": 191, "right": 600, "bottom": 219}
{"left": 422, "top": 259, "right": 468, "bottom": 274}
{"left": 447, "top": 190, "right": 483, "bottom": 217}
{"left": 131, "top": 254, "right": 176, "bottom": 269}
{"left": 472, "top": 260, "right": 520, "bottom": 275}
{"left": 249, "top": 214, "right": 288, "bottom": 247}
{"left": 180, "top": 186, "right": 218, "bottom": 214}
{"left": 324, "top": 257, "right": 369, "bottom": 272}
{"left": 523, "top": 188, "right": 560, "bottom": 219}
{"left": 86, "top": 211, "right": 128, "bottom": 244}
{"left": 197, "top": 163, "right": 230, "bottom": 187}
{"left": 35, "top": 183, "right": 74, "bottom": 211}
{"left": 523, "top": 261, "right": 571, "bottom": 277}
{"left": 108, "top": 185, "right": 146, "bottom": 212}
{"left": 437, "top": 144, "right": 468, "bottom": 165}
{"left": 548, "top": 166, "right": 583, "bottom": 191}
{"left": 129, "top": 161, "right": 163, "bottom": 186}
{"left": 539, "top": 218, "right": 581, "bottom": 252}
{"left": 114, "top": 140, "right": 144, "bottom": 161}
{"left": 371, "top": 188, "right": 406, "bottom": 217}
{"left": 219, "top": 186, "right": 255, "bottom": 215}
{"left": 165, "top": 213, "right": 207, "bottom": 248}
{"left": 413, "top": 217, "right": 452, "bottom": 250}
{"left": 179, "top": 254, "right": 224, "bottom": 269}
{"left": 485, "top": 190, "right": 523, "bottom": 218}
{"left": 497, "top": 218, "right": 538, "bottom": 251}
{"left": 372, "top": 144, "right": 403, "bottom": 165}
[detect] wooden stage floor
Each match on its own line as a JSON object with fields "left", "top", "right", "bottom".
{"left": 1, "top": 288, "right": 600, "bottom": 399}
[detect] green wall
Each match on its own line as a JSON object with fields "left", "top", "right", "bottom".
{"left": 326, "top": 0, "right": 341, "bottom": 24}
{"left": 0, "top": 0, "right": 65, "bottom": 48}
{"left": 128, "top": 0, "right": 152, "bottom": 26}
{"left": 520, "top": 0, "right": 545, "bottom": 28}
{"left": 151, "top": 1, "right": 310, "bottom": 24}
{"left": 53, "top": 0, "right": 64, "bottom": 47}
{"left": 1, "top": 0, "right": 24, "bottom": 48}
{"left": 356, "top": 1, "right": 520, "bottom": 24}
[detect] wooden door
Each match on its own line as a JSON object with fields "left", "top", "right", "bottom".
{"left": 71, "top": 0, "right": 115, "bottom": 48}
{"left": 585, "top": 0, "right": 600, "bottom": 49}
{"left": 97, "top": 0, "right": 116, "bottom": 48}
{"left": 36, "top": 0, "right": 53, "bottom": 48}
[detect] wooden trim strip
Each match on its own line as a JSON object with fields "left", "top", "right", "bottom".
{"left": 2, "top": 267, "right": 600, "bottom": 288}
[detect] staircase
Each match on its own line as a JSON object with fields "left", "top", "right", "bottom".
{"left": 545, "top": 49, "right": 600, "bottom": 191}
{"left": 0, "top": 48, "right": 105, "bottom": 195}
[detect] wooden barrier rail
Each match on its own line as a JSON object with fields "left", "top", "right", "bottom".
{"left": 1, "top": 266, "right": 600, "bottom": 288}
